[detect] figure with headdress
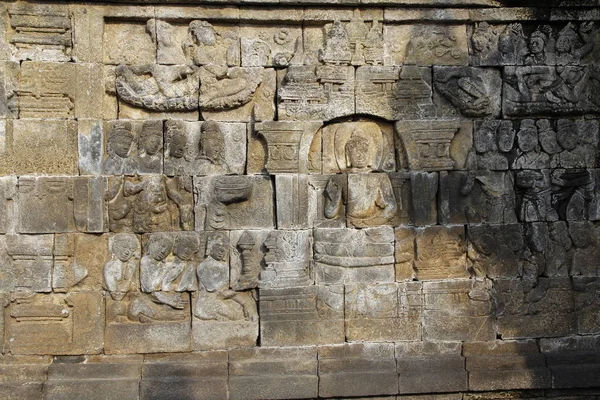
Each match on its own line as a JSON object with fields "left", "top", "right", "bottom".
{"left": 195, "top": 121, "right": 230, "bottom": 175}
{"left": 104, "top": 121, "right": 136, "bottom": 175}
{"left": 134, "top": 121, "right": 163, "bottom": 174}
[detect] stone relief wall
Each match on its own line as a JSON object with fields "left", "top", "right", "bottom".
{"left": 1, "top": 1, "right": 600, "bottom": 399}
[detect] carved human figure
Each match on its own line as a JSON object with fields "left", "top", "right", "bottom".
{"left": 552, "top": 119, "right": 590, "bottom": 168}
{"left": 320, "top": 20, "right": 352, "bottom": 65}
{"left": 162, "top": 233, "right": 199, "bottom": 292}
{"left": 512, "top": 119, "right": 550, "bottom": 169}
{"left": 140, "top": 233, "right": 187, "bottom": 309}
{"left": 196, "top": 121, "right": 229, "bottom": 174}
{"left": 195, "top": 234, "right": 257, "bottom": 322}
{"left": 347, "top": 173, "right": 397, "bottom": 227}
{"left": 471, "top": 22, "right": 495, "bottom": 54}
{"left": 497, "top": 23, "right": 527, "bottom": 63}
{"left": 554, "top": 22, "right": 595, "bottom": 65}
{"left": 434, "top": 68, "right": 491, "bottom": 117}
{"left": 133, "top": 121, "right": 163, "bottom": 173}
{"left": 475, "top": 121, "right": 508, "bottom": 170}
{"left": 537, "top": 119, "right": 561, "bottom": 155}
{"left": 345, "top": 130, "right": 372, "bottom": 172}
{"left": 104, "top": 234, "right": 139, "bottom": 301}
{"left": 106, "top": 177, "right": 134, "bottom": 232}
{"left": 515, "top": 170, "right": 556, "bottom": 222}
{"left": 524, "top": 27, "right": 550, "bottom": 65}
{"left": 104, "top": 122, "right": 135, "bottom": 175}
{"left": 552, "top": 169, "right": 595, "bottom": 221}
{"left": 183, "top": 20, "right": 236, "bottom": 67}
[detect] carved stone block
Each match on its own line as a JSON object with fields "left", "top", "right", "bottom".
{"left": 103, "top": 21, "right": 156, "bottom": 65}
{"left": 495, "top": 277, "right": 576, "bottom": 339}
{"left": 0, "top": 119, "right": 77, "bottom": 175}
{"left": 439, "top": 170, "right": 517, "bottom": 225}
{"left": 0, "top": 62, "right": 18, "bottom": 118}
{"left": 318, "top": 343, "right": 398, "bottom": 398}
{"left": 18, "top": 176, "right": 106, "bottom": 233}
{"left": 346, "top": 174, "right": 399, "bottom": 228}
{"left": 0, "top": 355, "right": 51, "bottom": 400}
{"left": 229, "top": 230, "right": 266, "bottom": 291}
{"left": 394, "top": 227, "right": 415, "bottom": 280}
{"left": 550, "top": 169, "right": 596, "bottom": 222}
{"left": 259, "top": 285, "right": 344, "bottom": 346}
{"left": 540, "top": 335, "right": 600, "bottom": 389}
{"left": 414, "top": 225, "right": 468, "bottom": 280}
{"left": 104, "top": 292, "right": 191, "bottom": 354}
{"left": 254, "top": 121, "right": 323, "bottom": 174}
{"left": 241, "top": 25, "right": 302, "bottom": 68}
{"left": 422, "top": 279, "right": 495, "bottom": 341}
{"left": 107, "top": 175, "right": 193, "bottom": 233}
{"left": 18, "top": 61, "right": 104, "bottom": 119}
{"left": 356, "top": 66, "right": 434, "bottom": 120}
{"left": 470, "top": 22, "right": 600, "bottom": 67}
{"left": 385, "top": 24, "right": 469, "bottom": 66}
{"left": 229, "top": 347, "right": 318, "bottom": 400}
{"left": 201, "top": 67, "right": 275, "bottom": 123}
{"left": 276, "top": 174, "right": 347, "bottom": 229}
{"left": 103, "top": 233, "right": 140, "bottom": 300}
{"left": 314, "top": 227, "right": 395, "bottom": 284}
{"left": 278, "top": 65, "right": 355, "bottom": 121}
{"left": 433, "top": 66, "right": 502, "bottom": 118}
{"left": 0, "top": 235, "right": 53, "bottom": 293}
{"left": 0, "top": 176, "right": 17, "bottom": 234}
{"left": 345, "top": 282, "right": 422, "bottom": 341}
{"left": 258, "top": 230, "right": 312, "bottom": 288}
{"left": 503, "top": 65, "right": 600, "bottom": 117}
{"left": 573, "top": 277, "right": 600, "bottom": 335}
{"left": 4, "top": 291, "right": 104, "bottom": 355}
{"left": 195, "top": 175, "right": 274, "bottom": 230}
{"left": 464, "top": 340, "right": 551, "bottom": 391}
{"left": 467, "top": 224, "right": 524, "bottom": 278}
{"left": 115, "top": 64, "right": 200, "bottom": 121}
{"left": 102, "top": 120, "right": 163, "bottom": 175}
{"left": 78, "top": 119, "right": 104, "bottom": 175}
{"left": 322, "top": 120, "right": 396, "bottom": 173}
{"left": 164, "top": 120, "right": 246, "bottom": 176}
{"left": 410, "top": 171, "right": 439, "bottom": 226}
{"left": 45, "top": 355, "right": 142, "bottom": 400}
{"left": 396, "top": 342, "right": 467, "bottom": 394}
{"left": 395, "top": 120, "right": 471, "bottom": 171}
{"left": 6, "top": 3, "right": 72, "bottom": 62}
{"left": 141, "top": 352, "right": 228, "bottom": 400}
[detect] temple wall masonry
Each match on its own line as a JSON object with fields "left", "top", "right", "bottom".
{"left": 1, "top": 0, "right": 600, "bottom": 398}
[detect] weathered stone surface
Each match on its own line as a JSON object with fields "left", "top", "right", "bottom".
{"left": 6, "top": 3, "right": 72, "bottom": 62}
{"left": 103, "top": 233, "right": 140, "bottom": 300}
{"left": 356, "top": 65, "right": 434, "bottom": 120}
{"left": 540, "top": 335, "right": 600, "bottom": 389}
{"left": 495, "top": 278, "right": 576, "bottom": 339}
{"left": 0, "top": 61, "right": 18, "bottom": 118}
{"left": 4, "top": 291, "right": 104, "bottom": 355}
{"left": 439, "top": 170, "right": 517, "bottom": 225}
{"left": 0, "top": 119, "right": 77, "bottom": 175}
{"left": 260, "top": 285, "right": 344, "bottom": 346}
{"left": 252, "top": 121, "right": 323, "bottom": 174}
{"left": 0, "top": 235, "right": 53, "bottom": 293}
{"left": 45, "top": 355, "right": 141, "bottom": 400}
{"left": 345, "top": 282, "right": 422, "bottom": 341}
{"left": 164, "top": 120, "right": 246, "bottom": 176}
{"left": 78, "top": 119, "right": 104, "bottom": 175}
{"left": 229, "top": 347, "right": 318, "bottom": 400}
{"left": 107, "top": 175, "right": 193, "bottom": 233}
{"left": 347, "top": 173, "right": 399, "bottom": 227}
{"left": 410, "top": 171, "right": 438, "bottom": 225}
{"left": 319, "top": 343, "right": 398, "bottom": 398}
{"left": 276, "top": 174, "right": 348, "bottom": 229}
{"left": 397, "top": 341, "right": 467, "bottom": 394}
{"left": 201, "top": 67, "right": 276, "bottom": 122}
{"left": 103, "top": 120, "right": 163, "bottom": 175}
{"left": 141, "top": 352, "right": 228, "bottom": 400}
{"left": 195, "top": 175, "right": 274, "bottom": 230}
{"left": 259, "top": 230, "right": 313, "bottom": 288}
{"left": 573, "top": 277, "right": 600, "bottom": 334}
{"left": 314, "top": 227, "right": 395, "bottom": 284}
{"left": 412, "top": 225, "right": 468, "bottom": 280}
{"left": 18, "top": 62, "right": 104, "bottom": 119}
{"left": 0, "top": 355, "right": 51, "bottom": 400}
{"left": 241, "top": 25, "right": 302, "bottom": 68}
{"left": 104, "top": 292, "right": 191, "bottom": 354}
{"left": 433, "top": 66, "right": 502, "bottom": 118}
{"left": 423, "top": 279, "right": 495, "bottom": 341}
{"left": 18, "top": 176, "right": 106, "bottom": 233}
{"left": 278, "top": 65, "right": 355, "bottom": 121}
{"left": 395, "top": 120, "right": 472, "bottom": 171}
{"left": 322, "top": 120, "right": 396, "bottom": 173}
{"left": 467, "top": 224, "right": 524, "bottom": 278}
{"left": 464, "top": 340, "right": 552, "bottom": 390}
{"left": 385, "top": 24, "right": 469, "bottom": 66}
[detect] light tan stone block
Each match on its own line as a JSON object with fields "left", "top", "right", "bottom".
{"left": 102, "top": 21, "right": 156, "bottom": 65}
